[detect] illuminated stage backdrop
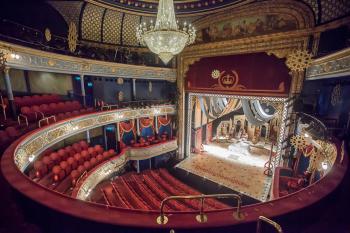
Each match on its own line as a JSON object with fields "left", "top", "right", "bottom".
{"left": 185, "top": 52, "right": 291, "bottom": 97}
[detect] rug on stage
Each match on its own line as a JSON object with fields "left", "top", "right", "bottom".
{"left": 176, "top": 153, "right": 271, "bottom": 202}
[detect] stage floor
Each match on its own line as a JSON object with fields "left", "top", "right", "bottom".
{"left": 177, "top": 142, "right": 272, "bottom": 202}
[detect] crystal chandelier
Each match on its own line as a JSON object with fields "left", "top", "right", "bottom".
{"left": 136, "top": 0, "right": 196, "bottom": 64}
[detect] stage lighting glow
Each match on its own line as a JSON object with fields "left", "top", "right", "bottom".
{"left": 322, "top": 161, "right": 328, "bottom": 170}
{"left": 202, "top": 143, "right": 268, "bottom": 168}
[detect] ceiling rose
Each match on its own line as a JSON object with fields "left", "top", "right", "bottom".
{"left": 136, "top": 0, "right": 196, "bottom": 64}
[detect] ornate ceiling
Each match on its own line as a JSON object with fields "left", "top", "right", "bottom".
{"left": 49, "top": 0, "right": 350, "bottom": 47}
{"left": 88, "top": 0, "right": 253, "bottom": 16}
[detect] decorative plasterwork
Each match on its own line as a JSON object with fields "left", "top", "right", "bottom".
{"left": 75, "top": 139, "right": 177, "bottom": 200}
{"left": 13, "top": 104, "right": 176, "bottom": 172}
{"left": 76, "top": 154, "right": 128, "bottom": 200}
{"left": 81, "top": 3, "right": 105, "bottom": 41}
{"left": 49, "top": 1, "right": 83, "bottom": 28}
{"left": 0, "top": 41, "right": 176, "bottom": 81}
{"left": 320, "top": 0, "right": 350, "bottom": 23}
{"left": 103, "top": 9, "right": 123, "bottom": 44}
{"left": 122, "top": 14, "right": 141, "bottom": 46}
{"left": 306, "top": 48, "right": 350, "bottom": 80}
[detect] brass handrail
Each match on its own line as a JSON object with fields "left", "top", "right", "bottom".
{"left": 156, "top": 193, "right": 243, "bottom": 225}
{"left": 256, "top": 216, "right": 283, "bottom": 233}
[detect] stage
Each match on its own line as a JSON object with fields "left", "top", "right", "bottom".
{"left": 177, "top": 141, "right": 272, "bottom": 201}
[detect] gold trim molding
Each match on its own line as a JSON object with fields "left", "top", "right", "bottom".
{"left": 0, "top": 41, "right": 176, "bottom": 81}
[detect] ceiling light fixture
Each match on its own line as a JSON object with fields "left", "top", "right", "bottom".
{"left": 136, "top": 0, "right": 196, "bottom": 64}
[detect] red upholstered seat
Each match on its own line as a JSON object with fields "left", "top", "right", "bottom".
{"left": 73, "top": 143, "right": 82, "bottom": 153}
{"left": 65, "top": 146, "right": 75, "bottom": 157}
{"left": 58, "top": 149, "right": 68, "bottom": 161}
{"left": 49, "top": 152, "right": 60, "bottom": 164}
{"left": 70, "top": 170, "right": 80, "bottom": 185}
{"left": 60, "top": 161, "right": 71, "bottom": 175}
{"left": 81, "top": 150, "right": 90, "bottom": 161}
{"left": 90, "top": 157, "right": 97, "bottom": 167}
{"left": 96, "top": 154, "right": 103, "bottom": 163}
{"left": 49, "top": 103, "right": 58, "bottom": 114}
{"left": 88, "top": 147, "right": 97, "bottom": 157}
{"left": 102, "top": 151, "right": 109, "bottom": 160}
{"left": 108, "top": 149, "right": 116, "bottom": 157}
{"left": 5, "top": 127, "right": 20, "bottom": 138}
{"left": 94, "top": 145, "right": 103, "bottom": 154}
{"left": 77, "top": 165, "right": 85, "bottom": 175}
{"left": 83, "top": 161, "right": 92, "bottom": 171}
{"left": 42, "top": 156, "right": 53, "bottom": 170}
{"left": 73, "top": 153, "right": 83, "bottom": 165}
{"left": 67, "top": 157, "right": 78, "bottom": 170}
{"left": 79, "top": 140, "right": 89, "bottom": 150}
{"left": 34, "top": 161, "right": 48, "bottom": 178}
{"left": 52, "top": 165, "right": 65, "bottom": 182}
{"left": 21, "top": 106, "right": 36, "bottom": 121}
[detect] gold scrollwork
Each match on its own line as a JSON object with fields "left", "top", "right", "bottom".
{"left": 45, "top": 28, "right": 52, "bottom": 42}
{"left": 286, "top": 50, "right": 313, "bottom": 72}
{"left": 68, "top": 22, "right": 78, "bottom": 53}
{"left": 0, "top": 51, "right": 7, "bottom": 71}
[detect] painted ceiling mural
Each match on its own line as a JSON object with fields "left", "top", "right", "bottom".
{"left": 49, "top": 0, "right": 350, "bottom": 47}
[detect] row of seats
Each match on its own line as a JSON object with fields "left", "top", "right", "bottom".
{"left": 0, "top": 126, "right": 21, "bottom": 150}
{"left": 15, "top": 94, "right": 61, "bottom": 107}
{"left": 20, "top": 100, "right": 83, "bottom": 122}
{"left": 101, "top": 169, "right": 229, "bottom": 211}
{"left": 33, "top": 141, "right": 117, "bottom": 188}
{"left": 122, "top": 133, "right": 173, "bottom": 149}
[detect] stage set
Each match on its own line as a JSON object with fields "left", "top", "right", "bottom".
{"left": 177, "top": 53, "right": 289, "bottom": 202}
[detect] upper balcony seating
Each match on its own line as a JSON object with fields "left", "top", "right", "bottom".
{"left": 14, "top": 94, "right": 61, "bottom": 108}
{"left": 101, "top": 169, "right": 229, "bottom": 211}
{"left": 0, "top": 126, "right": 24, "bottom": 151}
{"left": 19, "top": 100, "right": 94, "bottom": 125}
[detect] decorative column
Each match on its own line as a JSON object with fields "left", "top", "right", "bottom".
{"left": 136, "top": 118, "right": 140, "bottom": 136}
{"left": 155, "top": 116, "right": 159, "bottom": 134}
{"left": 24, "top": 70, "right": 31, "bottom": 94}
{"left": 132, "top": 78, "right": 136, "bottom": 101}
{"left": 86, "top": 130, "right": 91, "bottom": 143}
{"left": 80, "top": 74, "right": 86, "bottom": 107}
{"left": 3, "top": 66, "right": 16, "bottom": 118}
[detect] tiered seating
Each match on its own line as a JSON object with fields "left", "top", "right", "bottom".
{"left": 0, "top": 126, "right": 22, "bottom": 151}
{"left": 19, "top": 100, "right": 94, "bottom": 125}
{"left": 14, "top": 94, "right": 61, "bottom": 107}
{"left": 100, "top": 169, "right": 229, "bottom": 211}
{"left": 31, "top": 141, "right": 117, "bottom": 194}
{"left": 123, "top": 134, "right": 174, "bottom": 150}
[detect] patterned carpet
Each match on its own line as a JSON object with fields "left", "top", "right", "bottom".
{"left": 177, "top": 143, "right": 272, "bottom": 202}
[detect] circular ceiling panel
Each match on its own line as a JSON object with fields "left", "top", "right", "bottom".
{"left": 89, "top": 0, "right": 253, "bottom": 16}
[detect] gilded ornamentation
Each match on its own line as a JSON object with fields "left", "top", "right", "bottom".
{"left": 68, "top": 22, "right": 78, "bottom": 53}
{"left": 117, "top": 77, "right": 124, "bottom": 85}
{"left": 0, "top": 41, "right": 176, "bottom": 81}
{"left": 211, "top": 70, "right": 245, "bottom": 90}
{"left": 267, "top": 49, "right": 292, "bottom": 59}
{"left": 211, "top": 69, "right": 220, "bottom": 79}
{"left": 306, "top": 48, "right": 350, "bottom": 80}
{"left": 13, "top": 105, "right": 176, "bottom": 171}
{"left": 45, "top": 28, "right": 52, "bottom": 42}
{"left": 118, "top": 91, "right": 124, "bottom": 101}
{"left": 0, "top": 51, "right": 7, "bottom": 71}
{"left": 331, "top": 84, "right": 342, "bottom": 106}
{"left": 183, "top": 57, "right": 201, "bottom": 77}
{"left": 148, "top": 81, "right": 152, "bottom": 93}
{"left": 290, "top": 135, "right": 307, "bottom": 150}
{"left": 286, "top": 50, "right": 313, "bottom": 72}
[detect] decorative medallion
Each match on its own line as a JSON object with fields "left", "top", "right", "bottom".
{"left": 118, "top": 91, "right": 124, "bottom": 101}
{"left": 44, "top": 28, "right": 52, "bottom": 42}
{"left": 290, "top": 135, "right": 307, "bottom": 150}
{"left": 68, "top": 22, "right": 78, "bottom": 53}
{"left": 148, "top": 81, "right": 152, "bottom": 93}
{"left": 0, "top": 51, "right": 6, "bottom": 71}
{"left": 211, "top": 69, "right": 246, "bottom": 90}
{"left": 211, "top": 69, "right": 220, "bottom": 79}
{"left": 331, "top": 84, "right": 342, "bottom": 106}
{"left": 117, "top": 77, "right": 124, "bottom": 85}
{"left": 286, "top": 50, "right": 313, "bottom": 72}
